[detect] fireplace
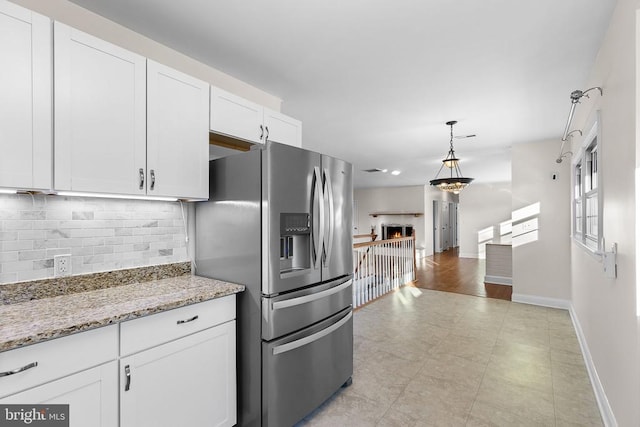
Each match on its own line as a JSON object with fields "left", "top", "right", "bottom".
{"left": 381, "top": 224, "right": 413, "bottom": 240}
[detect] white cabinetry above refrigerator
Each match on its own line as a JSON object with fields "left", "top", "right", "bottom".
{"left": 210, "top": 86, "right": 302, "bottom": 148}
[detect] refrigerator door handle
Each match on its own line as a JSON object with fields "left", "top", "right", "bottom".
{"left": 272, "top": 311, "right": 352, "bottom": 355}
{"left": 312, "top": 167, "right": 324, "bottom": 269}
{"left": 271, "top": 279, "right": 352, "bottom": 310}
{"left": 323, "top": 168, "right": 335, "bottom": 266}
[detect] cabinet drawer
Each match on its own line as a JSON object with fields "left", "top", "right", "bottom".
{"left": 0, "top": 325, "right": 118, "bottom": 398}
{"left": 120, "top": 295, "right": 236, "bottom": 356}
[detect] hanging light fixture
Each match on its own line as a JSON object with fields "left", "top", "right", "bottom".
{"left": 429, "top": 120, "right": 474, "bottom": 194}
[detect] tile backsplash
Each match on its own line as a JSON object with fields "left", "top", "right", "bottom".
{"left": 0, "top": 194, "right": 191, "bottom": 284}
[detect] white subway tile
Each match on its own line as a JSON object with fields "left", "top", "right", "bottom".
{"left": 18, "top": 250, "right": 46, "bottom": 261}
{"left": 17, "top": 269, "right": 51, "bottom": 281}
{"left": 94, "top": 246, "right": 114, "bottom": 255}
{"left": 4, "top": 220, "right": 33, "bottom": 231}
{"left": 0, "top": 252, "right": 18, "bottom": 262}
{"left": 34, "top": 240, "right": 59, "bottom": 250}
{"left": 4, "top": 260, "right": 35, "bottom": 272}
{"left": 0, "top": 272, "right": 18, "bottom": 283}
{"left": 46, "top": 229, "right": 71, "bottom": 239}
{"left": 82, "top": 237, "right": 105, "bottom": 247}
{"left": 0, "top": 231, "right": 19, "bottom": 241}
{"left": 83, "top": 254, "right": 104, "bottom": 265}
{"left": 21, "top": 211, "right": 45, "bottom": 220}
{"left": 3, "top": 240, "right": 33, "bottom": 251}
{"left": 46, "top": 248, "right": 72, "bottom": 257}
{"left": 72, "top": 247, "right": 94, "bottom": 256}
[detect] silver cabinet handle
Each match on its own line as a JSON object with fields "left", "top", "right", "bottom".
{"left": 0, "top": 361, "right": 38, "bottom": 378}
{"left": 176, "top": 315, "right": 198, "bottom": 325}
{"left": 273, "top": 311, "right": 352, "bottom": 355}
{"left": 265, "top": 126, "right": 269, "bottom": 141}
{"left": 272, "top": 279, "right": 352, "bottom": 310}
{"left": 124, "top": 365, "right": 131, "bottom": 391}
{"left": 259, "top": 124, "right": 264, "bottom": 141}
{"left": 138, "top": 168, "right": 145, "bottom": 190}
{"left": 149, "top": 169, "right": 155, "bottom": 191}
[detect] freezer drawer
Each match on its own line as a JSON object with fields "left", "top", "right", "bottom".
{"left": 262, "top": 307, "right": 353, "bottom": 427}
{"left": 262, "top": 276, "right": 352, "bottom": 341}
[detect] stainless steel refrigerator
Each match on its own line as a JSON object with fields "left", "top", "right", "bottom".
{"left": 195, "top": 141, "right": 354, "bottom": 427}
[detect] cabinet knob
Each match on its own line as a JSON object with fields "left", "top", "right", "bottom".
{"left": 259, "top": 124, "right": 264, "bottom": 140}
{"left": 265, "top": 126, "right": 269, "bottom": 141}
{"left": 0, "top": 361, "right": 38, "bottom": 378}
{"left": 138, "top": 168, "right": 145, "bottom": 190}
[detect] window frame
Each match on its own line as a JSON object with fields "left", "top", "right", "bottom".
{"left": 572, "top": 111, "right": 602, "bottom": 254}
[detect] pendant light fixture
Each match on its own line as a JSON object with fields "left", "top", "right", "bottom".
{"left": 429, "top": 120, "right": 474, "bottom": 194}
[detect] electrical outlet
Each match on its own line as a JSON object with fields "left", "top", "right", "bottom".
{"left": 54, "top": 254, "right": 71, "bottom": 277}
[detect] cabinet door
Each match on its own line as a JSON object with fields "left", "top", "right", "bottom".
{"left": 0, "top": 361, "right": 118, "bottom": 427}
{"left": 120, "top": 321, "right": 236, "bottom": 427}
{"left": 210, "top": 86, "right": 264, "bottom": 144}
{"left": 264, "top": 108, "right": 302, "bottom": 148}
{"left": 0, "top": 1, "right": 51, "bottom": 190}
{"left": 54, "top": 22, "right": 146, "bottom": 195}
{"left": 147, "top": 60, "right": 209, "bottom": 199}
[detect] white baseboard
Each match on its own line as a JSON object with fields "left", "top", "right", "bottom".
{"left": 458, "top": 252, "right": 479, "bottom": 259}
{"left": 511, "top": 293, "right": 571, "bottom": 309}
{"left": 569, "top": 306, "right": 617, "bottom": 427}
{"left": 484, "top": 275, "right": 512, "bottom": 285}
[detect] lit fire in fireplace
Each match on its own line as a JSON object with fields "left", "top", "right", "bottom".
{"left": 392, "top": 232, "right": 402, "bottom": 239}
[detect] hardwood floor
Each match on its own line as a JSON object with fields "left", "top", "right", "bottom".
{"left": 414, "top": 248, "right": 512, "bottom": 301}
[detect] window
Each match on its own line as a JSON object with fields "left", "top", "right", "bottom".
{"left": 573, "top": 115, "right": 601, "bottom": 252}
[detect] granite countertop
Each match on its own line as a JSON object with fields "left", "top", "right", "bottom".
{"left": 0, "top": 265, "right": 244, "bottom": 352}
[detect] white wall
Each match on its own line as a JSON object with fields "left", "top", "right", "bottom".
{"left": 511, "top": 140, "right": 571, "bottom": 301}
{"left": 567, "top": 0, "right": 640, "bottom": 425}
{"left": 354, "top": 186, "right": 426, "bottom": 251}
{"left": 10, "top": 0, "right": 281, "bottom": 110}
{"left": 458, "top": 182, "right": 512, "bottom": 259}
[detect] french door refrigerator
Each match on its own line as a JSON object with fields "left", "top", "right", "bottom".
{"left": 195, "top": 141, "right": 354, "bottom": 427}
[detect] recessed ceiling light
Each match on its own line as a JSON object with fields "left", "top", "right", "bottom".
{"left": 381, "top": 169, "right": 388, "bottom": 173}
{"left": 391, "top": 170, "right": 401, "bottom": 176}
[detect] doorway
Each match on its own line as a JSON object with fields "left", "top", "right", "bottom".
{"left": 433, "top": 200, "right": 458, "bottom": 253}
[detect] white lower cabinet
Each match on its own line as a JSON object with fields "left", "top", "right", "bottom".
{"left": 120, "top": 321, "right": 236, "bottom": 427}
{"left": 1, "top": 361, "right": 118, "bottom": 427}
{"left": 0, "top": 296, "right": 237, "bottom": 427}
{"left": 0, "top": 325, "right": 119, "bottom": 427}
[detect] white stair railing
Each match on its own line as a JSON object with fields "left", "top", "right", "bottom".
{"left": 352, "top": 234, "right": 416, "bottom": 308}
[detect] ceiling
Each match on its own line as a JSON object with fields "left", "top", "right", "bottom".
{"left": 69, "top": 0, "right": 616, "bottom": 189}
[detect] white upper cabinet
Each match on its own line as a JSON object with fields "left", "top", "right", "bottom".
{"left": 264, "top": 108, "right": 302, "bottom": 148}
{"left": 54, "top": 24, "right": 209, "bottom": 199}
{"left": 147, "top": 60, "right": 209, "bottom": 199}
{"left": 210, "top": 86, "right": 264, "bottom": 144}
{"left": 0, "top": 1, "right": 51, "bottom": 191}
{"left": 54, "top": 22, "right": 146, "bottom": 195}
{"left": 210, "top": 86, "right": 302, "bottom": 147}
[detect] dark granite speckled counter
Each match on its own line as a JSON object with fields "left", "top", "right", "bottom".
{"left": 0, "top": 263, "right": 244, "bottom": 352}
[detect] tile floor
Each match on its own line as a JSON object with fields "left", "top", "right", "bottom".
{"left": 298, "top": 286, "right": 603, "bottom": 426}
